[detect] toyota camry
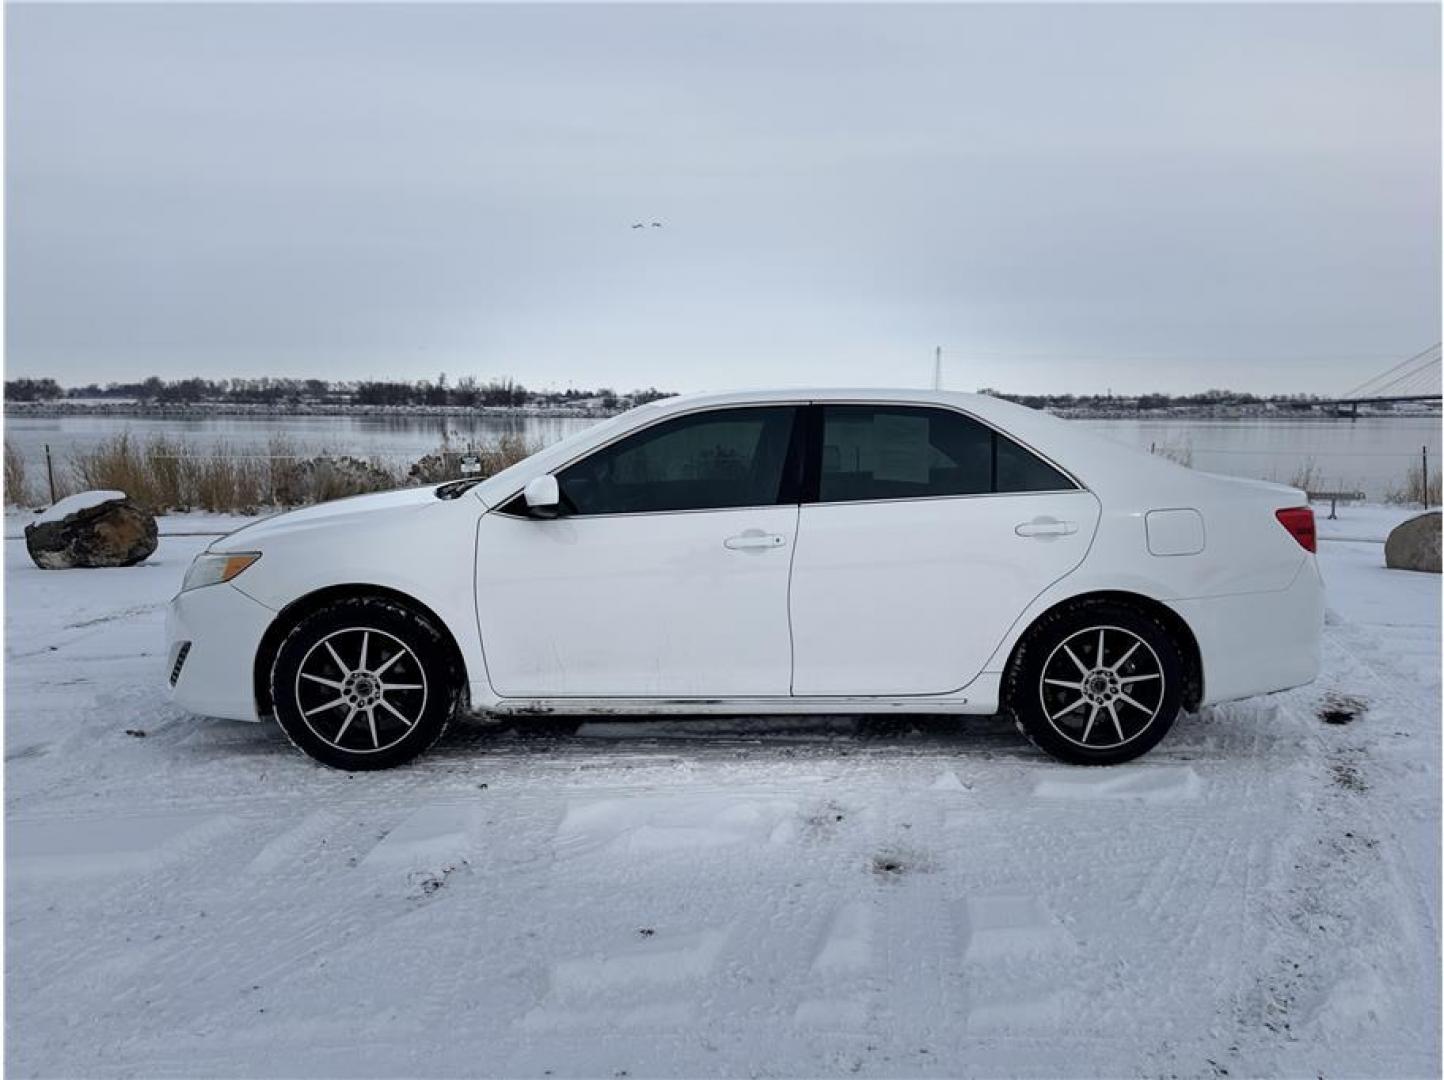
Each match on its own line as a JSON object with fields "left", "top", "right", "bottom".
{"left": 166, "top": 389, "right": 1323, "bottom": 770}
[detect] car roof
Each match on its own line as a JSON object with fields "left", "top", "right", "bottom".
{"left": 645, "top": 387, "right": 991, "bottom": 410}
{"left": 637, "top": 387, "right": 1061, "bottom": 436}
{"left": 639, "top": 387, "right": 1088, "bottom": 457}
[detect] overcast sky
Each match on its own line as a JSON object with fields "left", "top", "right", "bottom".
{"left": 7, "top": 3, "right": 1440, "bottom": 395}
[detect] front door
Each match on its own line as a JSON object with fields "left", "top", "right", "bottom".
{"left": 475, "top": 405, "right": 802, "bottom": 698}
{"left": 788, "top": 404, "right": 1101, "bottom": 696}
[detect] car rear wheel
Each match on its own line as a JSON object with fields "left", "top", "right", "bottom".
{"left": 269, "top": 597, "right": 457, "bottom": 770}
{"left": 1008, "top": 600, "right": 1184, "bottom": 765}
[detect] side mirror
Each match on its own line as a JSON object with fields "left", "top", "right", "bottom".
{"left": 523, "top": 474, "right": 561, "bottom": 519}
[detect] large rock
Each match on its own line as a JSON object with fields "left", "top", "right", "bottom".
{"left": 1384, "top": 511, "right": 1441, "bottom": 574}
{"left": 24, "top": 491, "right": 158, "bottom": 569}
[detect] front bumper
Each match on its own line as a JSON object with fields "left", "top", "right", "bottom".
{"left": 1168, "top": 556, "right": 1324, "bottom": 707}
{"left": 165, "top": 583, "right": 276, "bottom": 722}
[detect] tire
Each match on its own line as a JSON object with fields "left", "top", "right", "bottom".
{"left": 269, "top": 597, "right": 458, "bottom": 770}
{"left": 1006, "top": 600, "right": 1184, "bottom": 766}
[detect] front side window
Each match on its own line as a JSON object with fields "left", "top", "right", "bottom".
{"left": 818, "top": 405, "right": 1074, "bottom": 503}
{"left": 556, "top": 406, "right": 799, "bottom": 515}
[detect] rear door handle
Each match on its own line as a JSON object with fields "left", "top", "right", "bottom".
{"left": 724, "top": 532, "right": 787, "bottom": 551}
{"left": 1015, "top": 519, "right": 1078, "bottom": 538}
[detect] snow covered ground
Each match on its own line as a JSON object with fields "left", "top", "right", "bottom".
{"left": 5, "top": 505, "right": 1440, "bottom": 1078}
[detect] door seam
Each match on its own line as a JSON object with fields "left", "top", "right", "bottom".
{"left": 784, "top": 503, "right": 802, "bottom": 696}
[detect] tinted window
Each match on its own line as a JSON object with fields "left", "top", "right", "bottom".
{"left": 557, "top": 406, "right": 799, "bottom": 515}
{"left": 818, "top": 405, "right": 1073, "bottom": 503}
{"left": 996, "top": 433, "right": 1074, "bottom": 492}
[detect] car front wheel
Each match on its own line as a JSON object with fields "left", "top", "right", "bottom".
{"left": 269, "top": 597, "right": 457, "bottom": 770}
{"left": 1008, "top": 600, "right": 1184, "bottom": 765}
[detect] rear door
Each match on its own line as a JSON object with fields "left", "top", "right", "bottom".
{"left": 788, "top": 403, "right": 1101, "bottom": 696}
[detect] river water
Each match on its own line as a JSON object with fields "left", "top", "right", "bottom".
{"left": 6, "top": 411, "right": 1439, "bottom": 502}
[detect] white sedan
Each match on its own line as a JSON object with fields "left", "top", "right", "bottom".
{"left": 165, "top": 389, "right": 1323, "bottom": 770}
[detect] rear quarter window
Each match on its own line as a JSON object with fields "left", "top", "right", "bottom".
{"left": 995, "top": 433, "right": 1075, "bottom": 493}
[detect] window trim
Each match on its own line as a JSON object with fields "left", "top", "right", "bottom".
{"left": 492, "top": 397, "right": 1088, "bottom": 519}
{"left": 806, "top": 402, "right": 1083, "bottom": 507}
{"left": 496, "top": 402, "right": 808, "bottom": 519}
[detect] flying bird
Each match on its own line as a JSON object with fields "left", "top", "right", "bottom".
{"left": 650, "top": 222, "right": 663, "bottom": 228}
{"left": 631, "top": 223, "right": 645, "bottom": 229}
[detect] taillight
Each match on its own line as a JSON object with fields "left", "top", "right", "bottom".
{"left": 1275, "top": 506, "right": 1316, "bottom": 553}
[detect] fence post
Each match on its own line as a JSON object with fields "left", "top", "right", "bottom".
{"left": 44, "top": 444, "right": 57, "bottom": 503}
{"left": 1424, "top": 445, "right": 1430, "bottom": 510}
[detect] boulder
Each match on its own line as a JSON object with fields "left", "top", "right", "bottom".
{"left": 1384, "top": 511, "right": 1441, "bottom": 574}
{"left": 24, "top": 491, "right": 158, "bottom": 569}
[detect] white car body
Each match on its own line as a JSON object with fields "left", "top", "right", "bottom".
{"left": 165, "top": 389, "right": 1323, "bottom": 729}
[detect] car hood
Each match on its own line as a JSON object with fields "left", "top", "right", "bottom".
{"left": 211, "top": 486, "right": 445, "bottom": 551}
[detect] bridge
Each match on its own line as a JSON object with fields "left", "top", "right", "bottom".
{"left": 1323, "top": 343, "right": 1442, "bottom": 417}
{"left": 1155, "top": 344, "right": 1442, "bottom": 417}
{"left": 1311, "top": 395, "right": 1439, "bottom": 418}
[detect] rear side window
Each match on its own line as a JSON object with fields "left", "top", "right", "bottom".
{"left": 995, "top": 433, "right": 1074, "bottom": 492}
{"left": 557, "top": 406, "right": 799, "bottom": 515}
{"left": 817, "top": 405, "right": 1074, "bottom": 503}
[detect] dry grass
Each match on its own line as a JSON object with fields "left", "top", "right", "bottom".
{"left": 51, "top": 431, "right": 539, "bottom": 513}
{"left": 4, "top": 440, "right": 35, "bottom": 506}
{"left": 406, "top": 433, "right": 536, "bottom": 485}
{"left": 5, "top": 440, "right": 73, "bottom": 506}
{"left": 1289, "top": 458, "right": 1325, "bottom": 492}
{"left": 69, "top": 433, "right": 220, "bottom": 512}
{"left": 1386, "top": 458, "right": 1442, "bottom": 508}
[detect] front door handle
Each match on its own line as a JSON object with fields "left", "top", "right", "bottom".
{"left": 724, "top": 531, "right": 787, "bottom": 551}
{"left": 1015, "top": 518, "right": 1078, "bottom": 538}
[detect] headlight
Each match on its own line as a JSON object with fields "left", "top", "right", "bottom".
{"left": 181, "top": 552, "right": 261, "bottom": 593}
